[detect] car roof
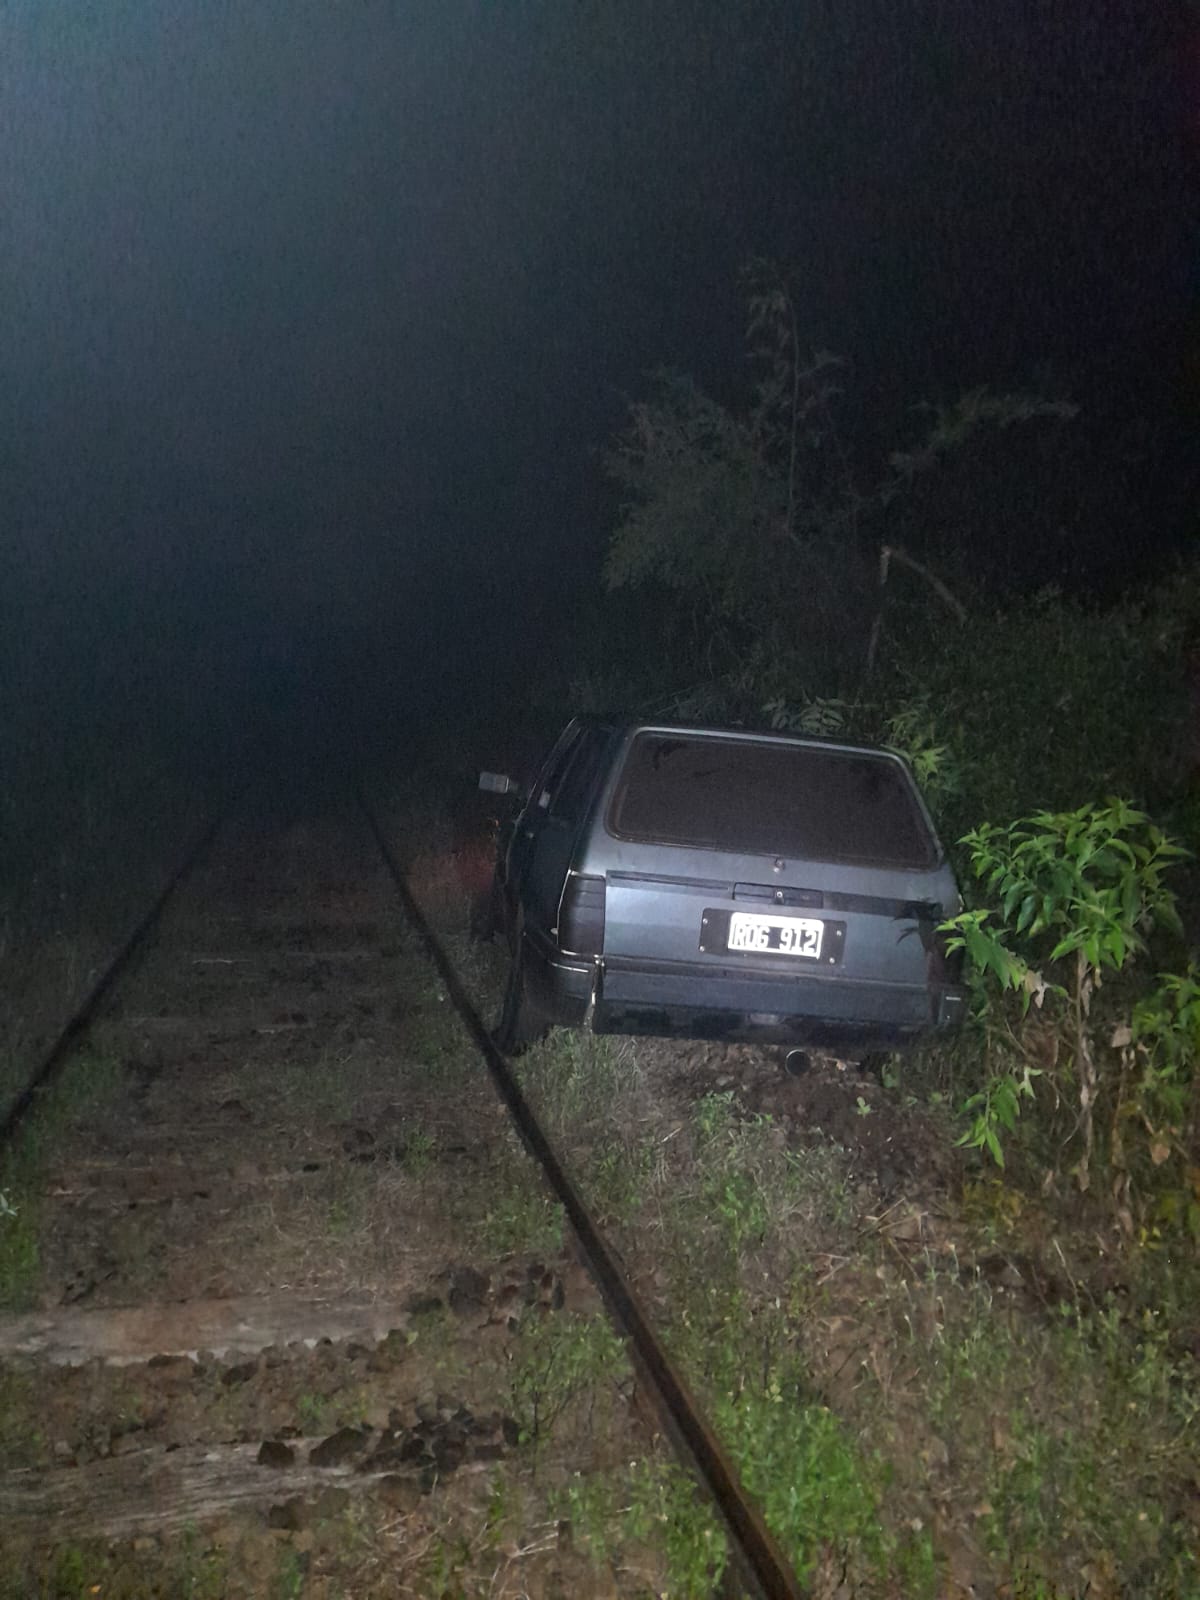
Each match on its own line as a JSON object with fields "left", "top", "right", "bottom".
{"left": 582, "top": 716, "right": 909, "bottom": 764}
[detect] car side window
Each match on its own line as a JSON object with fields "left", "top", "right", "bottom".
{"left": 549, "top": 727, "right": 608, "bottom": 824}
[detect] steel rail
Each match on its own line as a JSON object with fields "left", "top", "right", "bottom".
{"left": 361, "top": 795, "right": 807, "bottom": 1600}
{"left": 0, "top": 810, "right": 227, "bottom": 1150}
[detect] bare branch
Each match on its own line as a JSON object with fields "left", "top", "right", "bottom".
{"left": 880, "top": 544, "right": 968, "bottom": 624}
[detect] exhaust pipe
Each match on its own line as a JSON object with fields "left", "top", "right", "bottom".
{"left": 783, "top": 1049, "right": 810, "bottom": 1077}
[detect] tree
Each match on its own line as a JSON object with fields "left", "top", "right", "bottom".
{"left": 602, "top": 266, "right": 1075, "bottom": 695}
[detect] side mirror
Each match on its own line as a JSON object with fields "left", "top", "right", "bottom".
{"left": 479, "top": 771, "right": 521, "bottom": 796}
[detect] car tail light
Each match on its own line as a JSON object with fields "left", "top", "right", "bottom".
{"left": 558, "top": 873, "right": 606, "bottom": 955}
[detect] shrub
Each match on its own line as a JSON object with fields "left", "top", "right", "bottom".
{"left": 941, "top": 800, "right": 1191, "bottom": 1200}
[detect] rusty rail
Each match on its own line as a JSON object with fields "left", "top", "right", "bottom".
{"left": 0, "top": 811, "right": 226, "bottom": 1149}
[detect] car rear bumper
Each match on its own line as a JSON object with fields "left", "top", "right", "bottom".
{"left": 523, "top": 936, "right": 966, "bottom": 1052}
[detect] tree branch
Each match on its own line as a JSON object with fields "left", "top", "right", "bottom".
{"left": 880, "top": 544, "right": 968, "bottom": 624}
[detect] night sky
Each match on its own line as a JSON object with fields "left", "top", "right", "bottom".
{"left": 2, "top": 2, "right": 1196, "bottom": 762}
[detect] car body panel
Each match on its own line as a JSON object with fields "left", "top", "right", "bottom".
{"left": 488, "top": 718, "right": 966, "bottom": 1052}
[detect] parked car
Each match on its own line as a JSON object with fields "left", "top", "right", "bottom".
{"left": 476, "top": 717, "right": 967, "bottom": 1062}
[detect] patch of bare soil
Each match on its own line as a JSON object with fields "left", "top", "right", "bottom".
{"left": 0, "top": 813, "right": 657, "bottom": 1598}
{"left": 643, "top": 1037, "right": 960, "bottom": 1199}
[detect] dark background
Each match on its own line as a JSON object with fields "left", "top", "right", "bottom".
{"left": 2, "top": 1, "right": 1196, "bottom": 771}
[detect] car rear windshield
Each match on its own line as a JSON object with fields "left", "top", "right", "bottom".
{"left": 609, "top": 733, "right": 937, "bottom": 868}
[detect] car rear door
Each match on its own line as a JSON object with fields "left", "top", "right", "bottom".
{"left": 519, "top": 724, "right": 613, "bottom": 943}
{"left": 502, "top": 721, "right": 585, "bottom": 927}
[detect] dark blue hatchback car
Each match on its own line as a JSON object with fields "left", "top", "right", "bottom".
{"left": 478, "top": 718, "right": 967, "bottom": 1057}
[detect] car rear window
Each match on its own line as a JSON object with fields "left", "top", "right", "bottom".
{"left": 609, "top": 733, "right": 936, "bottom": 867}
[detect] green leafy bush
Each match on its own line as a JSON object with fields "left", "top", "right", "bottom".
{"left": 941, "top": 801, "right": 1191, "bottom": 1195}
{"left": 881, "top": 585, "right": 1189, "bottom": 841}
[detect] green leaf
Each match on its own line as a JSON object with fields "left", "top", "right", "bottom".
{"left": 962, "top": 921, "right": 996, "bottom": 971}
{"left": 984, "top": 1126, "right": 1005, "bottom": 1168}
{"left": 993, "top": 1084, "right": 1019, "bottom": 1133}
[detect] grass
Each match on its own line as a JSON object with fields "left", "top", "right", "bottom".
{"left": 904, "top": 1271, "right": 1200, "bottom": 1596}
{"left": 489, "top": 1031, "right": 907, "bottom": 1592}
{"left": 399, "top": 1124, "right": 437, "bottom": 1175}
{"left": 515, "top": 1030, "right": 645, "bottom": 1138}
{"left": 0, "top": 1530, "right": 229, "bottom": 1600}
{"left": 587, "top": 1131, "right": 659, "bottom": 1226}
{"left": 0, "top": 1042, "right": 128, "bottom": 1309}
{"left": 294, "top": 1384, "right": 371, "bottom": 1435}
{"left": 494, "top": 1021, "right": 1200, "bottom": 1597}
{"left": 507, "top": 1310, "right": 627, "bottom": 1445}
{"left": 560, "top": 1460, "right": 728, "bottom": 1597}
{"left": 477, "top": 1170, "right": 565, "bottom": 1259}
{"left": 400, "top": 992, "right": 471, "bottom": 1079}
{"left": 0, "top": 1365, "right": 43, "bottom": 1467}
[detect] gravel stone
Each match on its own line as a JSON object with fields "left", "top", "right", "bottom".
{"left": 309, "top": 1426, "right": 370, "bottom": 1468}
{"left": 267, "top": 1498, "right": 309, "bottom": 1531}
{"left": 447, "top": 1265, "right": 490, "bottom": 1316}
{"left": 146, "top": 1355, "right": 196, "bottom": 1388}
{"left": 314, "top": 1486, "right": 351, "bottom": 1517}
{"left": 376, "top": 1474, "right": 422, "bottom": 1513}
{"left": 432, "top": 1434, "right": 467, "bottom": 1472}
{"left": 404, "top": 1294, "right": 444, "bottom": 1317}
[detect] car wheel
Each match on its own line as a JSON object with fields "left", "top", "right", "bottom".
{"left": 494, "top": 938, "right": 549, "bottom": 1053}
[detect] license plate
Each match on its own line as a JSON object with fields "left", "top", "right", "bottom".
{"left": 727, "top": 911, "right": 824, "bottom": 959}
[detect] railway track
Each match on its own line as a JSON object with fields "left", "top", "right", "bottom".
{"left": 0, "top": 795, "right": 806, "bottom": 1599}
